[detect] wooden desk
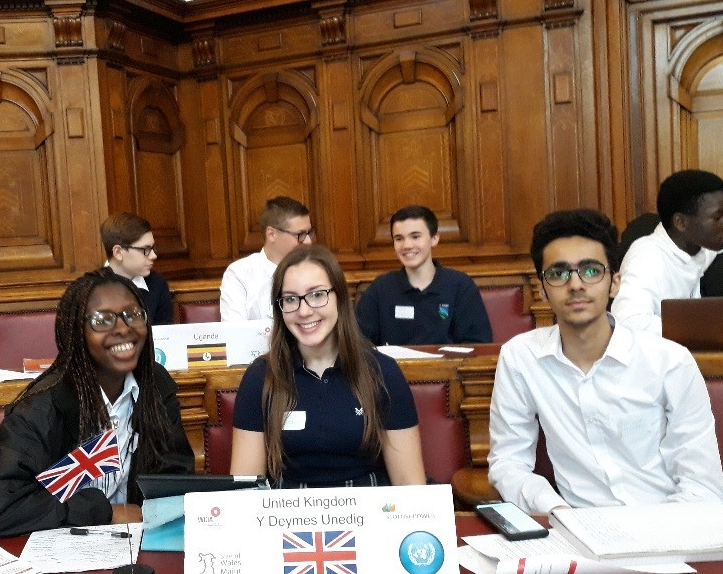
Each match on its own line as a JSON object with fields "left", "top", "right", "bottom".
{"left": 2, "top": 514, "right": 721, "bottom": 573}
{"left": 3, "top": 347, "right": 723, "bottom": 479}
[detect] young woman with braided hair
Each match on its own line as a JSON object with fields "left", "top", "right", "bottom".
{"left": 0, "top": 268, "right": 194, "bottom": 536}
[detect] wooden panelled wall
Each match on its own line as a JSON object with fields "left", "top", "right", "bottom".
{"left": 0, "top": 0, "right": 719, "bottom": 298}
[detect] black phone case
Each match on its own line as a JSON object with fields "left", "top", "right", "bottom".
{"left": 475, "top": 503, "right": 549, "bottom": 541}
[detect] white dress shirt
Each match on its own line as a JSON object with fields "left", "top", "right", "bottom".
{"left": 611, "top": 223, "right": 719, "bottom": 335}
{"left": 219, "top": 249, "right": 276, "bottom": 322}
{"left": 488, "top": 316, "right": 723, "bottom": 514}
{"left": 87, "top": 372, "right": 139, "bottom": 504}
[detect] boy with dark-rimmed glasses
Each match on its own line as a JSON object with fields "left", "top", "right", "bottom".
{"left": 488, "top": 208, "right": 723, "bottom": 514}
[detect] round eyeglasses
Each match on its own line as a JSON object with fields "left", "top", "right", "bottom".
{"left": 85, "top": 307, "right": 148, "bottom": 332}
{"left": 273, "top": 227, "right": 315, "bottom": 243}
{"left": 277, "top": 288, "right": 334, "bottom": 313}
{"left": 541, "top": 262, "right": 608, "bottom": 287}
{"left": 122, "top": 244, "right": 156, "bottom": 257}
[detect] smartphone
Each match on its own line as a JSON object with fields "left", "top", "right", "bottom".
{"left": 475, "top": 502, "right": 549, "bottom": 541}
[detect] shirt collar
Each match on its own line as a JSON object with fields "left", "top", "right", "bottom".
{"left": 104, "top": 260, "right": 149, "bottom": 291}
{"left": 536, "top": 313, "right": 632, "bottom": 367}
{"left": 98, "top": 371, "right": 140, "bottom": 411}
{"left": 260, "top": 248, "right": 280, "bottom": 274}
{"left": 291, "top": 350, "right": 341, "bottom": 373}
{"left": 398, "top": 260, "right": 441, "bottom": 293}
{"left": 652, "top": 222, "right": 696, "bottom": 264}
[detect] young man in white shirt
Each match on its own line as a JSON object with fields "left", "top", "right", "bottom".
{"left": 220, "top": 196, "right": 313, "bottom": 322}
{"left": 611, "top": 169, "right": 723, "bottom": 335}
{"left": 488, "top": 209, "right": 723, "bottom": 514}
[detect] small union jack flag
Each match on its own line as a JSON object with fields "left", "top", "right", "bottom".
{"left": 283, "top": 531, "right": 357, "bottom": 574}
{"left": 36, "top": 429, "right": 121, "bottom": 503}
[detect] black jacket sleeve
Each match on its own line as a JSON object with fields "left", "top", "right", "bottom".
{"left": 153, "top": 363, "right": 195, "bottom": 474}
{"left": 0, "top": 384, "right": 113, "bottom": 537}
{"left": 127, "top": 364, "right": 195, "bottom": 504}
{"left": 142, "top": 271, "right": 174, "bottom": 326}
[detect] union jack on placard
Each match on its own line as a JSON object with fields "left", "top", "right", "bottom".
{"left": 283, "top": 530, "right": 357, "bottom": 574}
{"left": 36, "top": 428, "right": 121, "bottom": 503}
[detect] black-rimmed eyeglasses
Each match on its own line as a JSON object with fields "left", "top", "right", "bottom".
{"left": 277, "top": 289, "right": 334, "bottom": 313}
{"left": 273, "top": 227, "right": 315, "bottom": 243}
{"left": 541, "top": 262, "right": 608, "bottom": 287}
{"left": 122, "top": 244, "right": 156, "bottom": 257}
{"left": 85, "top": 308, "right": 148, "bottom": 332}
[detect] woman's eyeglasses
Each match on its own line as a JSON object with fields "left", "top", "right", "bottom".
{"left": 277, "top": 289, "right": 334, "bottom": 313}
{"left": 85, "top": 308, "right": 148, "bottom": 332}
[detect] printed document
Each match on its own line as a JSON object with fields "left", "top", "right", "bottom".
{"left": 461, "top": 531, "right": 695, "bottom": 574}
{"left": 19, "top": 523, "right": 143, "bottom": 573}
{"left": 550, "top": 501, "right": 723, "bottom": 564}
{"left": 0, "top": 546, "right": 38, "bottom": 574}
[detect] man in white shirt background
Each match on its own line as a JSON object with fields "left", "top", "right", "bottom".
{"left": 611, "top": 169, "right": 723, "bottom": 335}
{"left": 488, "top": 208, "right": 723, "bottom": 514}
{"left": 220, "top": 196, "right": 313, "bottom": 322}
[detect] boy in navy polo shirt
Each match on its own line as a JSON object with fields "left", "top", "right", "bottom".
{"left": 355, "top": 205, "right": 492, "bottom": 345}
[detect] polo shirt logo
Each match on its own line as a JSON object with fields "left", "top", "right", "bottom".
{"left": 355, "top": 407, "right": 364, "bottom": 416}
{"left": 438, "top": 304, "right": 450, "bottom": 320}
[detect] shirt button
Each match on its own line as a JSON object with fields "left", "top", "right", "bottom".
{"left": 587, "top": 417, "right": 594, "bottom": 423}
{"left": 322, "top": 379, "right": 329, "bottom": 384}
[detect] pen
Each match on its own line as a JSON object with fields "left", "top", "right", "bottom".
{"left": 69, "top": 527, "right": 131, "bottom": 538}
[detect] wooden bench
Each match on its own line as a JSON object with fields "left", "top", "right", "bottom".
{"left": 203, "top": 370, "right": 469, "bottom": 485}
{"left": 0, "top": 310, "right": 57, "bottom": 371}
{"left": 178, "top": 283, "right": 536, "bottom": 344}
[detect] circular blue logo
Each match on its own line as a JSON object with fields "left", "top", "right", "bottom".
{"left": 398, "top": 531, "right": 444, "bottom": 574}
{"left": 154, "top": 348, "right": 166, "bottom": 365}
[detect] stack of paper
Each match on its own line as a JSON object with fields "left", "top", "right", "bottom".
{"left": 550, "top": 502, "right": 723, "bottom": 566}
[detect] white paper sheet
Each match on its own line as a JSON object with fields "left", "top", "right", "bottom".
{"left": 19, "top": 523, "right": 143, "bottom": 573}
{"left": 0, "top": 545, "right": 39, "bottom": 574}
{"left": 0, "top": 370, "right": 33, "bottom": 382}
{"left": 462, "top": 531, "right": 695, "bottom": 574}
{"left": 438, "top": 346, "right": 475, "bottom": 353}
{"left": 375, "top": 345, "right": 444, "bottom": 359}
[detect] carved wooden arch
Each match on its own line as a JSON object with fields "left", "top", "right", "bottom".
{"left": 357, "top": 47, "right": 467, "bottom": 247}
{"left": 359, "top": 47, "right": 463, "bottom": 132}
{"left": 0, "top": 70, "right": 53, "bottom": 150}
{"left": 0, "top": 70, "right": 59, "bottom": 270}
{"left": 229, "top": 70, "right": 319, "bottom": 148}
{"left": 127, "top": 78, "right": 185, "bottom": 153}
{"left": 670, "top": 19, "right": 723, "bottom": 96}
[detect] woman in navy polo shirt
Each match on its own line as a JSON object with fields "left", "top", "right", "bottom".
{"left": 229, "top": 245, "right": 426, "bottom": 487}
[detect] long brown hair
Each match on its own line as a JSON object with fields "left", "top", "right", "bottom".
{"left": 263, "top": 244, "right": 386, "bottom": 480}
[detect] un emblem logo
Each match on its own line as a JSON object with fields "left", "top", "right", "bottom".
{"left": 154, "top": 348, "right": 166, "bottom": 365}
{"left": 398, "top": 531, "right": 444, "bottom": 574}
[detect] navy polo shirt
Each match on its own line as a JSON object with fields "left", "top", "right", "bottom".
{"left": 355, "top": 261, "right": 492, "bottom": 345}
{"left": 233, "top": 350, "right": 418, "bottom": 485}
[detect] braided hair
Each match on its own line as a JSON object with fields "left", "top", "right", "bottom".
{"left": 16, "top": 268, "right": 173, "bottom": 474}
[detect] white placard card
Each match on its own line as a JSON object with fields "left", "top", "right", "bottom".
{"left": 152, "top": 320, "right": 272, "bottom": 371}
{"left": 184, "top": 484, "right": 459, "bottom": 574}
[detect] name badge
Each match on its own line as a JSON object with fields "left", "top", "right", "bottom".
{"left": 282, "top": 410, "right": 306, "bottom": 430}
{"left": 395, "top": 305, "right": 415, "bottom": 319}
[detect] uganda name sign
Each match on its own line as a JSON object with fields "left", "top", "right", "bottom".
{"left": 184, "top": 484, "right": 458, "bottom": 574}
